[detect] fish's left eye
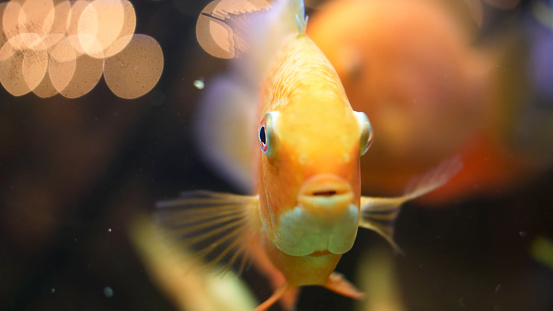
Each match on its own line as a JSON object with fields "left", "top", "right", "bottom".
{"left": 354, "top": 111, "right": 373, "bottom": 155}
{"left": 259, "top": 125, "right": 267, "bottom": 151}
{"left": 258, "top": 112, "right": 279, "bottom": 157}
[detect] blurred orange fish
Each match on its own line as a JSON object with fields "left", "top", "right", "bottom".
{"left": 157, "top": 0, "right": 459, "bottom": 310}
{"left": 307, "top": 0, "right": 488, "bottom": 200}
{"left": 306, "top": 0, "right": 549, "bottom": 202}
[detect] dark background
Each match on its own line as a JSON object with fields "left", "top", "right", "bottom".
{"left": 1, "top": 0, "right": 552, "bottom": 310}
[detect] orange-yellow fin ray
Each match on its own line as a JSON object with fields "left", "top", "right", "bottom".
{"left": 192, "top": 223, "right": 247, "bottom": 258}
{"left": 167, "top": 211, "right": 244, "bottom": 235}
{"left": 401, "top": 157, "right": 464, "bottom": 201}
{"left": 360, "top": 158, "right": 463, "bottom": 252}
{"left": 279, "top": 287, "right": 300, "bottom": 311}
{"left": 323, "top": 272, "right": 365, "bottom": 299}
{"left": 254, "top": 283, "right": 293, "bottom": 311}
{"left": 155, "top": 191, "right": 261, "bottom": 274}
{"left": 359, "top": 196, "right": 405, "bottom": 253}
{"left": 224, "top": 231, "right": 255, "bottom": 274}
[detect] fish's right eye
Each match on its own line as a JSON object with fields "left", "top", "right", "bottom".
{"left": 354, "top": 111, "right": 373, "bottom": 155}
{"left": 258, "top": 112, "right": 279, "bottom": 157}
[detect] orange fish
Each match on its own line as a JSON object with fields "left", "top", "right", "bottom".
{"left": 307, "top": 0, "right": 487, "bottom": 200}
{"left": 157, "top": 0, "right": 459, "bottom": 310}
{"left": 306, "top": 0, "right": 548, "bottom": 202}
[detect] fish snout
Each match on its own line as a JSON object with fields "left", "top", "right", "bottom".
{"left": 297, "top": 174, "right": 354, "bottom": 216}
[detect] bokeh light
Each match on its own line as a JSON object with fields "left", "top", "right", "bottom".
{"left": 0, "top": 34, "right": 48, "bottom": 96}
{"left": 104, "top": 34, "right": 164, "bottom": 99}
{"left": 196, "top": 0, "right": 270, "bottom": 59}
{"left": 0, "top": 0, "right": 162, "bottom": 99}
{"left": 60, "top": 54, "right": 104, "bottom": 99}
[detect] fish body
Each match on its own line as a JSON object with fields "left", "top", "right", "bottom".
{"left": 258, "top": 34, "right": 362, "bottom": 256}
{"left": 254, "top": 34, "right": 366, "bottom": 294}
{"left": 157, "top": 0, "right": 460, "bottom": 310}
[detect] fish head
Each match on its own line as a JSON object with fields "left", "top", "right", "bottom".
{"left": 256, "top": 85, "right": 373, "bottom": 257}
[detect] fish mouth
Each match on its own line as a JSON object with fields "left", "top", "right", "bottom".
{"left": 297, "top": 174, "right": 354, "bottom": 216}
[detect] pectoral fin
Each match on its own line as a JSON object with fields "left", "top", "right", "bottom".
{"left": 360, "top": 196, "right": 405, "bottom": 253}
{"left": 155, "top": 191, "right": 261, "bottom": 274}
{"left": 360, "top": 158, "right": 463, "bottom": 252}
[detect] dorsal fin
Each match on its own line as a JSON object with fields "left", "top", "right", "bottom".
{"left": 196, "top": 0, "right": 272, "bottom": 59}
{"left": 294, "top": 0, "right": 307, "bottom": 34}
{"left": 196, "top": 0, "right": 307, "bottom": 62}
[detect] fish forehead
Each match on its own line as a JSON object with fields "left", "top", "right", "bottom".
{"left": 279, "top": 103, "right": 358, "bottom": 159}
{"left": 263, "top": 35, "right": 348, "bottom": 113}
{"left": 263, "top": 35, "right": 359, "bottom": 156}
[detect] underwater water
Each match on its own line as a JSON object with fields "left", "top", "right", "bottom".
{"left": 1, "top": 0, "right": 553, "bottom": 311}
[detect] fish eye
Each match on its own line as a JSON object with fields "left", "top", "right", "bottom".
{"left": 258, "top": 112, "right": 279, "bottom": 157}
{"left": 259, "top": 126, "right": 267, "bottom": 148}
{"left": 354, "top": 111, "right": 373, "bottom": 155}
